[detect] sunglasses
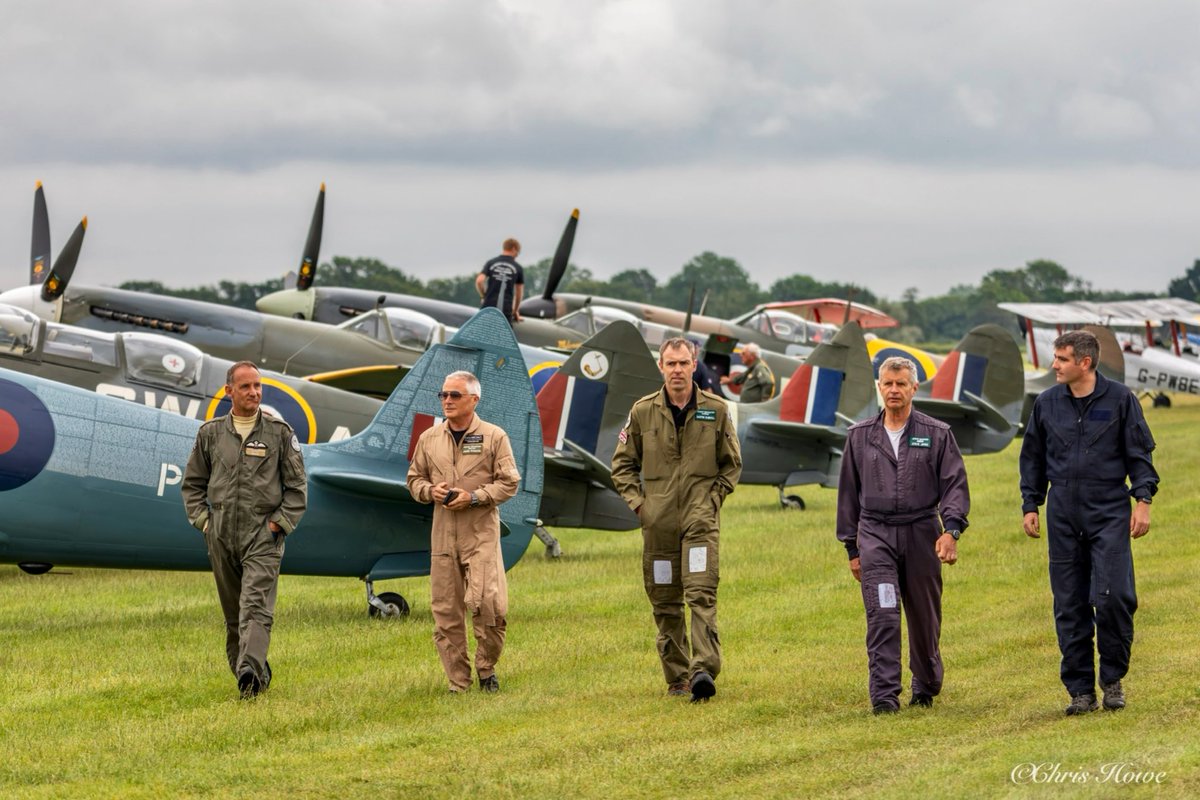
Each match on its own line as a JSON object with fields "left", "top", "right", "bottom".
{"left": 437, "top": 391, "right": 471, "bottom": 400}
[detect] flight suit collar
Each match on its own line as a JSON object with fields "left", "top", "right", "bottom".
{"left": 220, "top": 409, "right": 262, "bottom": 436}
{"left": 440, "top": 413, "right": 482, "bottom": 440}
{"left": 1047, "top": 369, "right": 1113, "bottom": 405}
{"left": 657, "top": 383, "right": 698, "bottom": 429}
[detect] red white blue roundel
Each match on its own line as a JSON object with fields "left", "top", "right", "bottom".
{"left": 0, "top": 378, "right": 56, "bottom": 491}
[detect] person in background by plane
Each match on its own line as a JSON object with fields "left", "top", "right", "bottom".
{"left": 836, "top": 355, "right": 969, "bottom": 715}
{"left": 719, "top": 342, "right": 776, "bottom": 402}
{"left": 1020, "top": 330, "right": 1158, "bottom": 716}
{"left": 612, "top": 337, "right": 742, "bottom": 703}
{"left": 407, "top": 371, "right": 521, "bottom": 693}
{"left": 476, "top": 238, "right": 524, "bottom": 323}
{"left": 182, "top": 361, "right": 307, "bottom": 699}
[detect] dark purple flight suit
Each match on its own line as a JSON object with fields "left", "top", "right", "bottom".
{"left": 836, "top": 409, "right": 970, "bottom": 710}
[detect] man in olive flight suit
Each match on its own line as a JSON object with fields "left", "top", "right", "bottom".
{"left": 183, "top": 361, "right": 307, "bottom": 699}
{"left": 612, "top": 337, "right": 742, "bottom": 702}
{"left": 407, "top": 370, "right": 521, "bottom": 693}
{"left": 720, "top": 342, "right": 776, "bottom": 403}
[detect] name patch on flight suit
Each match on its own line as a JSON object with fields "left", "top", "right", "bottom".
{"left": 908, "top": 436, "right": 931, "bottom": 448}
{"left": 244, "top": 440, "right": 268, "bottom": 458}
{"left": 1089, "top": 409, "right": 1113, "bottom": 421}
{"left": 461, "top": 433, "right": 484, "bottom": 455}
{"left": 694, "top": 409, "right": 717, "bottom": 421}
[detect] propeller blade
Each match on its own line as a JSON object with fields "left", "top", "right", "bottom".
{"left": 697, "top": 288, "right": 711, "bottom": 318}
{"left": 31, "top": 181, "right": 50, "bottom": 285}
{"left": 683, "top": 283, "right": 696, "bottom": 335}
{"left": 295, "top": 183, "right": 325, "bottom": 291}
{"left": 41, "top": 217, "right": 87, "bottom": 302}
{"left": 541, "top": 208, "right": 579, "bottom": 301}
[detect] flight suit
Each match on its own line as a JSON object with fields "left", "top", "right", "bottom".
{"left": 611, "top": 386, "right": 742, "bottom": 687}
{"left": 1019, "top": 371, "right": 1158, "bottom": 697}
{"left": 732, "top": 359, "right": 776, "bottom": 403}
{"left": 407, "top": 416, "right": 520, "bottom": 691}
{"left": 182, "top": 412, "right": 307, "bottom": 686}
{"left": 836, "top": 409, "right": 969, "bottom": 710}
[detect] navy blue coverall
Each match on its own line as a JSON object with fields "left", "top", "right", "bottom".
{"left": 1019, "top": 371, "right": 1158, "bottom": 697}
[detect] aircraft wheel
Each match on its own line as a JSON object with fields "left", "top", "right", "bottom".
{"left": 534, "top": 526, "right": 563, "bottom": 559}
{"left": 368, "top": 592, "right": 410, "bottom": 619}
{"left": 781, "top": 495, "right": 806, "bottom": 510}
{"left": 1153, "top": 392, "right": 1171, "bottom": 408}
{"left": 18, "top": 563, "right": 53, "bottom": 575}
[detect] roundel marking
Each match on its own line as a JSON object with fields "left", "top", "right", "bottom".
{"left": 528, "top": 359, "right": 564, "bottom": 395}
{"left": 0, "top": 378, "right": 56, "bottom": 490}
{"left": 0, "top": 409, "right": 18, "bottom": 454}
{"left": 866, "top": 341, "right": 938, "bottom": 383}
{"left": 205, "top": 377, "right": 319, "bottom": 444}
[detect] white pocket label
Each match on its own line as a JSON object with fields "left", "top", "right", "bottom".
{"left": 653, "top": 560, "right": 672, "bottom": 584}
{"left": 689, "top": 546, "right": 708, "bottom": 573}
{"left": 878, "top": 583, "right": 897, "bottom": 608}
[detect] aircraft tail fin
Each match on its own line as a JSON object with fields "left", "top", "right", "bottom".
{"left": 915, "top": 323, "right": 1023, "bottom": 454}
{"left": 310, "top": 307, "right": 544, "bottom": 563}
{"left": 536, "top": 320, "right": 661, "bottom": 466}
{"left": 778, "top": 321, "right": 876, "bottom": 425}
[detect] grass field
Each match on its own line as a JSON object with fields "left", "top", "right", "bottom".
{"left": 2, "top": 399, "right": 1199, "bottom": 799}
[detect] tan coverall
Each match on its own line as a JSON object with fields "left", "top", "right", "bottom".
{"left": 407, "top": 415, "right": 520, "bottom": 691}
{"left": 182, "top": 412, "right": 307, "bottom": 685}
{"left": 611, "top": 386, "right": 742, "bottom": 686}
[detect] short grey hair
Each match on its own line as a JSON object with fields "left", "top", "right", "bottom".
{"left": 742, "top": 342, "right": 761, "bottom": 359}
{"left": 1054, "top": 330, "right": 1099, "bottom": 371}
{"left": 878, "top": 356, "right": 918, "bottom": 385}
{"left": 226, "top": 360, "right": 260, "bottom": 386}
{"left": 445, "top": 370, "right": 481, "bottom": 398}
{"left": 659, "top": 337, "right": 697, "bottom": 360}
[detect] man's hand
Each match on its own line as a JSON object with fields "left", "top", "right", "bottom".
{"left": 935, "top": 533, "right": 958, "bottom": 565}
{"left": 268, "top": 521, "right": 282, "bottom": 534}
{"left": 444, "top": 488, "right": 472, "bottom": 511}
{"left": 1023, "top": 511, "right": 1040, "bottom": 538}
{"left": 1130, "top": 501, "right": 1151, "bottom": 538}
{"left": 719, "top": 375, "right": 731, "bottom": 385}
{"left": 849, "top": 557, "right": 861, "bottom": 583}
{"left": 431, "top": 481, "right": 451, "bottom": 504}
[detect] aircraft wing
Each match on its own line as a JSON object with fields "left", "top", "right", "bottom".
{"left": 753, "top": 298, "right": 899, "bottom": 329}
{"left": 304, "top": 364, "right": 407, "bottom": 399}
{"left": 997, "top": 302, "right": 1146, "bottom": 327}
{"left": 746, "top": 417, "right": 848, "bottom": 449}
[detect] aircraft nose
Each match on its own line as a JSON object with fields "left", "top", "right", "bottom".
{"left": 257, "top": 289, "right": 315, "bottom": 320}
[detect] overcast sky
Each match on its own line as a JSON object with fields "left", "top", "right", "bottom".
{"left": 3, "top": 0, "right": 1199, "bottom": 301}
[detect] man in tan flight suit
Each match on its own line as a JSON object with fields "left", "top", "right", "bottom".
{"left": 183, "top": 361, "right": 307, "bottom": 699}
{"left": 612, "top": 337, "right": 742, "bottom": 702}
{"left": 407, "top": 370, "right": 521, "bottom": 693}
{"left": 719, "top": 342, "right": 776, "bottom": 403}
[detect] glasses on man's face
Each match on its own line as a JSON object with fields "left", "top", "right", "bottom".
{"left": 437, "top": 391, "right": 468, "bottom": 401}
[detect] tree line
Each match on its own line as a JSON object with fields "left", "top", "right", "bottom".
{"left": 122, "top": 253, "right": 1199, "bottom": 345}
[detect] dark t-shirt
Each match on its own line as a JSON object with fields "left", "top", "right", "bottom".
{"left": 479, "top": 255, "right": 524, "bottom": 318}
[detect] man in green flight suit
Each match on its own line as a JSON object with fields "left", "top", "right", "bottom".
{"left": 720, "top": 342, "right": 776, "bottom": 403}
{"left": 183, "top": 361, "right": 307, "bottom": 699}
{"left": 612, "top": 337, "right": 742, "bottom": 702}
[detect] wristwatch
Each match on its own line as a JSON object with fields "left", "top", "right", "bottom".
{"left": 1136, "top": 497, "right": 1152, "bottom": 505}
{"left": 469, "top": 491, "right": 480, "bottom": 508}
{"left": 945, "top": 529, "right": 961, "bottom": 541}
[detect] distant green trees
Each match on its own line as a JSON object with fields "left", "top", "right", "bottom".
{"left": 119, "top": 252, "right": 1193, "bottom": 343}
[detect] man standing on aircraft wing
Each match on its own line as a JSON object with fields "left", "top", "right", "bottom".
{"left": 182, "top": 361, "right": 307, "bottom": 699}
{"left": 612, "top": 337, "right": 742, "bottom": 702}
{"left": 1020, "top": 330, "right": 1159, "bottom": 716}
{"left": 719, "top": 342, "right": 776, "bottom": 402}
{"left": 836, "top": 355, "right": 969, "bottom": 715}
{"left": 407, "top": 371, "right": 521, "bottom": 693}
{"left": 476, "top": 238, "right": 524, "bottom": 323}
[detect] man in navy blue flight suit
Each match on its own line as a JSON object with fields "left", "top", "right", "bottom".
{"left": 1020, "top": 330, "right": 1159, "bottom": 716}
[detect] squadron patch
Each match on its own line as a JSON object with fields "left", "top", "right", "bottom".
{"left": 290, "top": 434, "right": 301, "bottom": 452}
{"left": 464, "top": 434, "right": 484, "bottom": 444}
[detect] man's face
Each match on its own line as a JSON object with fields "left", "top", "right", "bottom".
{"left": 877, "top": 368, "right": 917, "bottom": 412}
{"left": 658, "top": 345, "right": 695, "bottom": 393}
{"left": 227, "top": 365, "right": 262, "bottom": 417}
{"left": 741, "top": 349, "right": 757, "bottom": 367}
{"left": 440, "top": 376, "right": 479, "bottom": 426}
{"left": 1052, "top": 346, "right": 1089, "bottom": 385}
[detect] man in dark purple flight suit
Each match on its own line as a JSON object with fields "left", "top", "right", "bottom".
{"left": 836, "top": 356, "right": 971, "bottom": 714}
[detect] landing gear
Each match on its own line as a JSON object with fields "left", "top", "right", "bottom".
{"left": 778, "top": 487, "right": 806, "bottom": 510}
{"left": 365, "top": 580, "right": 410, "bottom": 619}
{"left": 1153, "top": 392, "right": 1171, "bottom": 408}
{"left": 533, "top": 526, "right": 562, "bottom": 558}
{"left": 18, "top": 563, "right": 53, "bottom": 575}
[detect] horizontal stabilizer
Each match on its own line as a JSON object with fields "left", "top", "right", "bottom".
{"left": 747, "top": 417, "right": 848, "bottom": 449}
{"left": 310, "top": 470, "right": 415, "bottom": 501}
{"left": 545, "top": 439, "right": 618, "bottom": 491}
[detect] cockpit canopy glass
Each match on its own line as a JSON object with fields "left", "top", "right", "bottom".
{"left": 0, "top": 304, "right": 40, "bottom": 355}
{"left": 42, "top": 322, "right": 118, "bottom": 366}
{"left": 122, "top": 333, "right": 204, "bottom": 387}
{"left": 339, "top": 308, "right": 441, "bottom": 352}
{"left": 742, "top": 309, "right": 837, "bottom": 345}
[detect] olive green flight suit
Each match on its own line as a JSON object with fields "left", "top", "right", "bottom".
{"left": 407, "top": 415, "right": 520, "bottom": 691}
{"left": 732, "top": 359, "right": 776, "bottom": 403}
{"left": 611, "top": 386, "right": 742, "bottom": 686}
{"left": 182, "top": 412, "right": 307, "bottom": 686}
